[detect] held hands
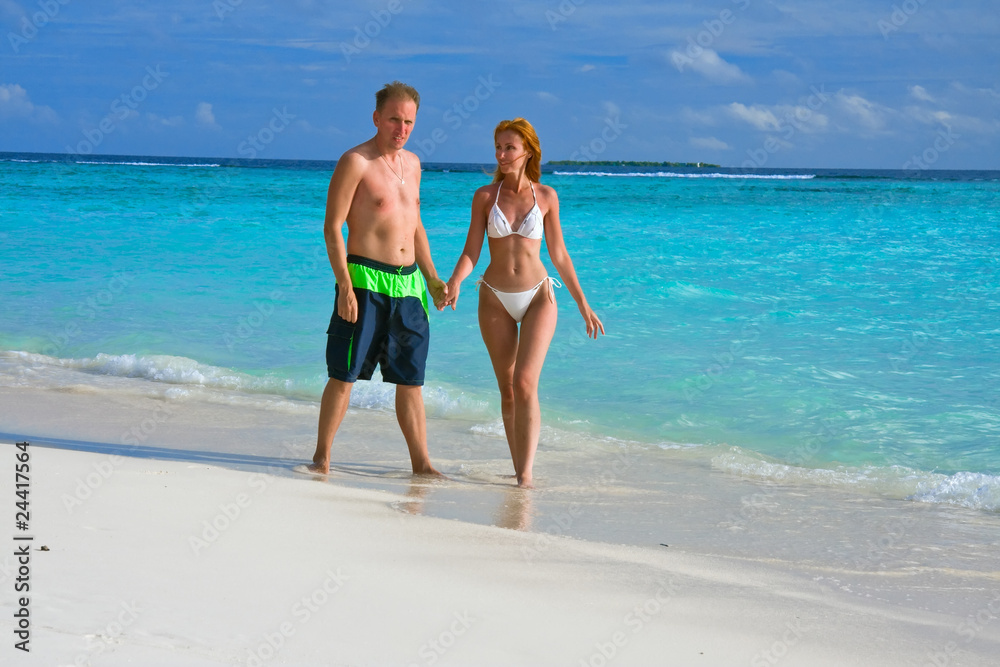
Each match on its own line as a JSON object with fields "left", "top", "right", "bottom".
{"left": 427, "top": 277, "right": 449, "bottom": 311}
{"left": 439, "top": 277, "right": 461, "bottom": 311}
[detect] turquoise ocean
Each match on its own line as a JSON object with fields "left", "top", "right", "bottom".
{"left": 2, "top": 152, "right": 999, "bottom": 520}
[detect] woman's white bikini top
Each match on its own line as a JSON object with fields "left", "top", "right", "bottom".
{"left": 487, "top": 181, "right": 544, "bottom": 240}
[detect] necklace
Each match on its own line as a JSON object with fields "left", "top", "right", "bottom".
{"left": 380, "top": 152, "right": 404, "bottom": 185}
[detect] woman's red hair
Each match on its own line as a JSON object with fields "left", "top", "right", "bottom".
{"left": 492, "top": 118, "right": 542, "bottom": 183}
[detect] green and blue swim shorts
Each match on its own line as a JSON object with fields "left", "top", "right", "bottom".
{"left": 325, "top": 254, "right": 430, "bottom": 386}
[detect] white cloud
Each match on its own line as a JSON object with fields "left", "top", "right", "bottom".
{"left": 679, "top": 106, "right": 717, "bottom": 127}
{"left": 904, "top": 106, "right": 999, "bottom": 135}
{"left": 772, "top": 70, "right": 803, "bottom": 87}
{"left": 909, "top": 85, "right": 934, "bottom": 102}
{"left": 602, "top": 101, "right": 621, "bottom": 118}
{"left": 196, "top": 102, "right": 218, "bottom": 127}
{"left": 905, "top": 106, "right": 952, "bottom": 126}
{"left": 579, "top": 64, "right": 595, "bottom": 73}
{"left": 727, "top": 103, "right": 781, "bottom": 131}
{"left": 671, "top": 48, "right": 752, "bottom": 85}
{"left": 0, "top": 83, "right": 58, "bottom": 123}
{"left": 689, "top": 136, "right": 730, "bottom": 151}
{"left": 536, "top": 91, "right": 559, "bottom": 104}
{"left": 834, "top": 92, "right": 889, "bottom": 133}
{"left": 725, "top": 102, "right": 830, "bottom": 136}
{"left": 147, "top": 113, "right": 184, "bottom": 128}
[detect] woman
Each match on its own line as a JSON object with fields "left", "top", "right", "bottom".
{"left": 443, "top": 118, "right": 604, "bottom": 488}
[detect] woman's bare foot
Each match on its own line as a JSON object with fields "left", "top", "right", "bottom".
{"left": 307, "top": 456, "right": 330, "bottom": 475}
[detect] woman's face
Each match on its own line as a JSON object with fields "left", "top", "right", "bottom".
{"left": 495, "top": 130, "right": 530, "bottom": 174}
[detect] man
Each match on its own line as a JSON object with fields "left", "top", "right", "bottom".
{"left": 309, "top": 81, "right": 447, "bottom": 476}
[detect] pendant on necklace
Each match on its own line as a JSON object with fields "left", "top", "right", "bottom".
{"left": 381, "top": 152, "right": 405, "bottom": 186}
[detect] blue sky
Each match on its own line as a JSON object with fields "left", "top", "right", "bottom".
{"left": 2, "top": 0, "right": 998, "bottom": 168}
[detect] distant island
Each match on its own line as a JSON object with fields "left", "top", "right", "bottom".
{"left": 547, "top": 160, "right": 721, "bottom": 168}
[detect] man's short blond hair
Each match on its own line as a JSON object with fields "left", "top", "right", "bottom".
{"left": 375, "top": 81, "right": 420, "bottom": 112}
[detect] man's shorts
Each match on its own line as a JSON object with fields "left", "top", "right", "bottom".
{"left": 325, "top": 254, "right": 430, "bottom": 386}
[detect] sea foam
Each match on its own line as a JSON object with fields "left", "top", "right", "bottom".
{"left": 712, "top": 447, "right": 1000, "bottom": 512}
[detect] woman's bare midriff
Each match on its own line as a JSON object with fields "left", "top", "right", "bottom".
{"left": 482, "top": 237, "right": 547, "bottom": 291}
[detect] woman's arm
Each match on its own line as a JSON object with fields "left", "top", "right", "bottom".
{"left": 442, "top": 187, "right": 491, "bottom": 310}
{"left": 540, "top": 185, "right": 605, "bottom": 338}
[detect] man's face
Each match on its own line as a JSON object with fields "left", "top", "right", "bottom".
{"left": 374, "top": 97, "right": 417, "bottom": 150}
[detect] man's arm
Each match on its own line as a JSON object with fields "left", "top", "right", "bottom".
{"left": 414, "top": 215, "right": 447, "bottom": 308}
{"left": 409, "top": 160, "right": 447, "bottom": 308}
{"left": 324, "top": 152, "right": 365, "bottom": 322}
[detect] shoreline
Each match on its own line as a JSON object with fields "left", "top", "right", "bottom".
{"left": 2, "top": 378, "right": 1000, "bottom": 664}
{"left": 4, "top": 443, "right": 1000, "bottom": 666}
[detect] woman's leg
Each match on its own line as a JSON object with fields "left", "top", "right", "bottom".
{"left": 478, "top": 288, "right": 520, "bottom": 472}
{"left": 510, "top": 288, "right": 558, "bottom": 488}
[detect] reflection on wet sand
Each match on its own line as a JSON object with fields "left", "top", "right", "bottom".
{"left": 494, "top": 487, "right": 534, "bottom": 531}
{"left": 392, "top": 476, "right": 535, "bottom": 532}
{"left": 396, "top": 478, "right": 432, "bottom": 515}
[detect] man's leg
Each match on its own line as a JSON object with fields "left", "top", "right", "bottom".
{"left": 309, "top": 378, "right": 353, "bottom": 474}
{"left": 395, "top": 384, "right": 440, "bottom": 475}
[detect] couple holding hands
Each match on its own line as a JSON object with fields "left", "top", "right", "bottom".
{"left": 308, "top": 81, "right": 603, "bottom": 488}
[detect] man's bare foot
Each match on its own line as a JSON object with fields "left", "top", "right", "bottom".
{"left": 412, "top": 462, "right": 445, "bottom": 478}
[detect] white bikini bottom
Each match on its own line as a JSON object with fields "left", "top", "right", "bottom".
{"left": 477, "top": 276, "right": 562, "bottom": 323}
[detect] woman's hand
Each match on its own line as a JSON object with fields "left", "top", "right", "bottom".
{"left": 580, "top": 305, "right": 605, "bottom": 339}
{"left": 441, "top": 277, "right": 462, "bottom": 310}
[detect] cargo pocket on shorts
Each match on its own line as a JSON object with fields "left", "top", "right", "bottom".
{"left": 327, "top": 319, "right": 357, "bottom": 373}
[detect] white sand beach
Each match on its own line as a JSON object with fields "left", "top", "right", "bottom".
{"left": 2, "top": 377, "right": 1000, "bottom": 666}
